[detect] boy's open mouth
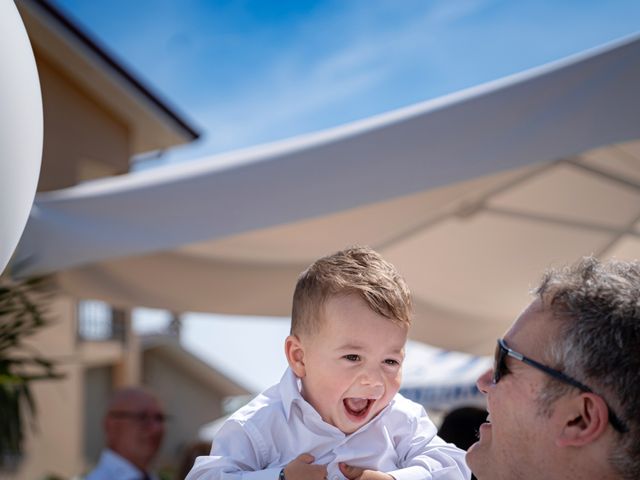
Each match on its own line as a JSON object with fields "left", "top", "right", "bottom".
{"left": 343, "top": 397, "right": 374, "bottom": 418}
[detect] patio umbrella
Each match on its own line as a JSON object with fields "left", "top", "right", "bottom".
{"left": 12, "top": 33, "right": 640, "bottom": 355}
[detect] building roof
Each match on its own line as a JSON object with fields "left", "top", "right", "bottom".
{"left": 141, "top": 334, "right": 251, "bottom": 397}
{"left": 16, "top": 0, "right": 200, "bottom": 154}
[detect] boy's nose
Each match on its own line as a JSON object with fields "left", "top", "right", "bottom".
{"left": 360, "top": 366, "right": 384, "bottom": 389}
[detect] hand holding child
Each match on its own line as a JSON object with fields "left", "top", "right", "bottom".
{"left": 284, "top": 453, "right": 327, "bottom": 480}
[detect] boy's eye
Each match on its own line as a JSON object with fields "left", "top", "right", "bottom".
{"left": 343, "top": 354, "right": 360, "bottom": 362}
{"left": 384, "top": 359, "right": 400, "bottom": 366}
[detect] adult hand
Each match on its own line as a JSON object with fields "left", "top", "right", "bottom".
{"left": 339, "top": 463, "right": 394, "bottom": 480}
{"left": 284, "top": 453, "right": 327, "bottom": 480}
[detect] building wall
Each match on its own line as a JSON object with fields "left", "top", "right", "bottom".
{"left": 34, "top": 53, "right": 131, "bottom": 191}
{"left": 7, "top": 293, "right": 83, "bottom": 480}
{"left": 142, "top": 351, "right": 226, "bottom": 469}
{"left": 83, "top": 365, "right": 114, "bottom": 466}
{"left": 5, "top": 290, "right": 138, "bottom": 479}
{"left": 10, "top": 364, "right": 85, "bottom": 480}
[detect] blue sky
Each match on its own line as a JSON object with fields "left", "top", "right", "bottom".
{"left": 52, "top": 0, "right": 640, "bottom": 168}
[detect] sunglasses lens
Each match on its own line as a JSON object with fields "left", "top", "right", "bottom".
{"left": 493, "top": 341, "right": 506, "bottom": 383}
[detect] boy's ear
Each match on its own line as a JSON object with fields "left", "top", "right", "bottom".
{"left": 285, "top": 335, "right": 306, "bottom": 378}
{"left": 555, "top": 392, "right": 609, "bottom": 448}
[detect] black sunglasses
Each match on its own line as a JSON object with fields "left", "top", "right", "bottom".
{"left": 493, "top": 338, "right": 628, "bottom": 433}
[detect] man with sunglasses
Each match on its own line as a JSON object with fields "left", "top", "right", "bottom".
{"left": 86, "top": 387, "right": 167, "bottom": 480}
{"left": 466, "top": 257, "right": 639, "bottom": 480}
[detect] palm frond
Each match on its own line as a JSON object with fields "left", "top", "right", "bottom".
{"left": 0, "top": 276, "right": 63, "bottom": 467}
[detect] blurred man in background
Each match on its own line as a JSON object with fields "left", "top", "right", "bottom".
{"left": 86, "top": 387, "right": 166, "bottom": 480}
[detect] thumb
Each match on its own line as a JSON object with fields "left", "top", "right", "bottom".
{"left": 339, "top": 462, "right": 364, "bottom": 479}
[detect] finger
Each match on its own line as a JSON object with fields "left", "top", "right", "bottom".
{"left": 339, "top": 462, "right": 364, "bottom": 479}
{"left": 295, "top": 453, "right": 315, "bottom": 464}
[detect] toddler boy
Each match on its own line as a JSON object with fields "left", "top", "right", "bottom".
{"left": 187, "top": 246, "right": 470, "bottom": 480}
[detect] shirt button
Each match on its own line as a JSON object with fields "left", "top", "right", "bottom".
{"left": 333, "top": 476, "right": 340, "bottom": 480}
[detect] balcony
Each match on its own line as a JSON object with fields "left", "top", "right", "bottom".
{"left": 77, "top": 300, "right": 127, "bottom": 343}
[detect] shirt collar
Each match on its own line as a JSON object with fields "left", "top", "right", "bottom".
{"left": 101, "top": 449, "right": 149, "bottom": 479}
{"left": 277, "top": 367, "right": 396, "bottom": 432}
{"left": 278, "top": 367, "right": 304, "bottom": 420}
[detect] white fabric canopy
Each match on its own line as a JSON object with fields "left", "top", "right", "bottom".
{"left": 13, "top": 33, "right": 640, "bottom": 355}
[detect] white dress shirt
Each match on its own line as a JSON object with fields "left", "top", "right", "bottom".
{"left": 85, "top": 449, "right": 156, "bottom": 480}
{"left": 187, "top": 368, "right": 470, "bottom": 480}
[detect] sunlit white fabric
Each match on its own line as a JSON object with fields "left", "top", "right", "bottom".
{"left": 187, "top": 369, "right": 470, "bottom": 480}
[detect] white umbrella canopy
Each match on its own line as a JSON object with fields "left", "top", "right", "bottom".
{"left": 12, "top": 34, "right": 640, "bottom": 355}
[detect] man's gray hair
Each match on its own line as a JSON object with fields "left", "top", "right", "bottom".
{"left": 535, "top": 256, "right": 640, "bottom": 479}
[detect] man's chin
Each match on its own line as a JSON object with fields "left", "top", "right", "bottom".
{"left": 465, "top": 449, "right": 480, "bottom": 479}
{"left": 466, "top": 440, "right": 482, "bottom": 462}
{"left": 465, "top": 430, "right": 490, "bottom": 479}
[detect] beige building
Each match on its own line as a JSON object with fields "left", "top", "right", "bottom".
{"left": 141, "top": 335, "right": 249, "bottom": 469}
{"left": 6, "top": 1, "right": 248, "bottom": 479}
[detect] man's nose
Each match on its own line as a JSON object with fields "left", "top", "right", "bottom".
{"left": 476, "top": 368, "right": 493, "bottom": 394}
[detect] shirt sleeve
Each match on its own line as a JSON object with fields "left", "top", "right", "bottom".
{"left": 185, "top": 419, "right": 281, "bottom": 480}
{"left": 389, "top": 405, "right": 471, "bottom": 480}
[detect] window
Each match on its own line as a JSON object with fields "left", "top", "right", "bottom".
{"left": 77, "top": 300, "right": 126, "bottom": 342}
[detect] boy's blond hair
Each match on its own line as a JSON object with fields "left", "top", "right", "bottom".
{"left": 291, "top": 246, "right": 412, "bottom": 336}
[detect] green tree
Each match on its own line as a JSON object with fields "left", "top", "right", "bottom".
{"left": 0, "top": 276, "right": 63, "bottom": 468}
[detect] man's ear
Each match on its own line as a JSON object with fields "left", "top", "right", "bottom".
{"left": 285, "top": 335, "right": 306, "bottom": 378}
{"left": 556, "top": 393, "right": 609, "bottom": 447}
